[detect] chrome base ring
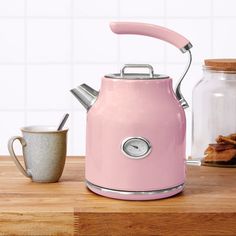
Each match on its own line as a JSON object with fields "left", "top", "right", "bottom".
{"left": 86, "top": 180, "right": 184, "bottom": 200}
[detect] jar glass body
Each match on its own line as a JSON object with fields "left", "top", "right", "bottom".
{"left": 192, "top": 69, "right": 236, "bottom": 166}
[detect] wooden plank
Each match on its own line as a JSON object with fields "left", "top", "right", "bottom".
{"left": 74, "top": 212, "right": 236, "bottom": 236}
{"left": 0, "top": 156, "right": 236, "bottom": 235}
{"left": 0, "top": 212, "right": 73, "bottom": 236}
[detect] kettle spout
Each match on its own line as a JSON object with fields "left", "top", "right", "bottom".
{"left": 70, "top": 84, "right": 99, "bottom": 111}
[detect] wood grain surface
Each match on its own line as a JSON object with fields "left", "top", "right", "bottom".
{"left": 0, "top": 156, "right": 236, "bottom": 235}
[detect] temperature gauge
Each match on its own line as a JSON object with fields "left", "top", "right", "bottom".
{"left": 121, "top": 137, "right": 152, "bottom": 159}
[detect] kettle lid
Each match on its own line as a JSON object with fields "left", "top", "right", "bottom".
{"left": 105, "top": 64, "right": 168, "bottom": 80}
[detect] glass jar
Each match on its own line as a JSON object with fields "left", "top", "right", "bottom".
{"left": 192, "top": 59, "right": 236, "bottom": 167}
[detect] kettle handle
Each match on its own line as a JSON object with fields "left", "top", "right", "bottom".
{"left": 110, "top": 21, "right": 192, "bottom": 109}
{"left": 110, "top": 22, "right": 192, "bottom": 53}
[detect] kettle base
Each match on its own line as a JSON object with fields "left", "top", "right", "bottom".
{"left": 86, "top": 180, "right": 184, "bottom": 201}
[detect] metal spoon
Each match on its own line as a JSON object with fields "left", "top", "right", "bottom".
{"left": 57, "top": 113, "right": 69, "bottom": 131}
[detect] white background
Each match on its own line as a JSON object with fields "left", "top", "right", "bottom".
{"left": 0, "top": 0, "right": 235, "bottom": 156}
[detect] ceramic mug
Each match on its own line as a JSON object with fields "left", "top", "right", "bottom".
{"left": 8, "top": 126, "right": 68, "bottom": 183}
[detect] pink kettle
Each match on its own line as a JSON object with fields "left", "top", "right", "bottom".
{"left": 71, "top": 22, "right": 192, "bottom": 200}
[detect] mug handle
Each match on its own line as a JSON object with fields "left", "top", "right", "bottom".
{"left": 8, "top": 136, "right": 32, "bottom": 178}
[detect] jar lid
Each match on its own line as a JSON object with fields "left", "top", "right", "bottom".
{"left": 204, "top": 59, "right": 236, "bottom": 72}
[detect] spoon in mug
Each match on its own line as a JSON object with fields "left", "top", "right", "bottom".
{"left": 57, "top": 113, "right": 69, "bottom": 131}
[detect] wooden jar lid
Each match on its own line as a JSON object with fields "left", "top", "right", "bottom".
{"left": 204, "top": 59, "right": 236, "bottom": 71}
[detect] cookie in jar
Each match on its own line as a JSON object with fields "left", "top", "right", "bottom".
{"left": 203, "top": 133, "right": 236, "bottom": 167}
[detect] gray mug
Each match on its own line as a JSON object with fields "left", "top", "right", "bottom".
{"left": 8, "top": 126, "right": 68, "bottom": 183}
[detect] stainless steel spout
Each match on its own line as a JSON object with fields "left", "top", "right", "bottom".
{"left": 70, "top": 84, "right": 99, "bottom": 111}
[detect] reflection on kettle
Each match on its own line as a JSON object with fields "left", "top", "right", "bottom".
{"left": 71, "top": 21, "right": 193, "bottom": 200}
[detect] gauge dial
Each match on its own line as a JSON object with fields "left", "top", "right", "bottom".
{"left": 122, "top": 137, "right": 152, "bottom": 159}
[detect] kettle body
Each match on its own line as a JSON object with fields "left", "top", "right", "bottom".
{"left": 85, "top": 76, "right": 186, "bottom": 200}
{"left": 71, "top": 21, "right": 192, "bottom": 200}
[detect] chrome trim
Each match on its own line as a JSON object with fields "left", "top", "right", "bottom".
{"left": 105, "top": 64, "right": 168, "bottom": 80}
{"left": 180, "top": 42, "right": 193, "bottom": 53}
{"left": 121, "top": 64, "right": 154, "bottom": 78}
{"left": 105, "top": 73, "right": 168, "bottom": 80}
{"left": 121, "top": 136, "right": 152, "bottom": 159}
{"left": 175, "top": 49, "right": 192, "bottom": 109}
{"left": 186, "top": 159, "right": 201, "bottom": 166}
{"left": 86, "top": 180, "right": 184, "bottom": 195}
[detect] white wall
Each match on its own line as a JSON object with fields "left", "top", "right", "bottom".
{"left": 0, "top": 0, "right": 235, "bottom": 156}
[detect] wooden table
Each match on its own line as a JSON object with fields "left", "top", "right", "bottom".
{"left": 0, "top": 156, "right": 236, "bottom": 236}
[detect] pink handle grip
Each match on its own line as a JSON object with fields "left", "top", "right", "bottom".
{"left": 110, "top": 22, "right": 191, "bottom": 51}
